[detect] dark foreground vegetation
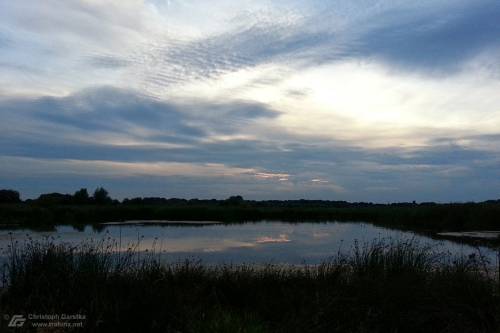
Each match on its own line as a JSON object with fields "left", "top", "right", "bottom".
{"left": 1, "top": 188, "right": 500, "bottom": 232}
{"left": 0, "top": 239, "right": 498, "bottom": 332}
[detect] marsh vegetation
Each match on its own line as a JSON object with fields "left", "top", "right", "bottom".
{"left": 1, "top": 238, "right": 498, "bottom": 332}
{"left": 1, "top": 189, "right": 500, "bottom": 236}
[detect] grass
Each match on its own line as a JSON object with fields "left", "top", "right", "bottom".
{"left": 0, "top": 239, "right": 499, "bottom": 332}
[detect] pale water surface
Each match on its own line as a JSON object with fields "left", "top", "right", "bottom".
{"left": 0, "top": 221, "right": 498, "bottom": 264}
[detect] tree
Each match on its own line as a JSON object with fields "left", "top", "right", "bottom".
{"left": 37, "top": 193, "right": 72, "bottom": 205}
{"left": 73, "top": 188, "right": 90, "bottom": 204}
{"left": 93, "top": 187, "right": 111, "bottom": 204}
{"left": 0, "top": 189, "right": 21, "bottom": 203}
{"left": 224, "top": 195, "right": 245, "bottom": 206}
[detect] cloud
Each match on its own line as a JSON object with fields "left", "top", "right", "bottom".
{"left": 1, "top": 85, "right": 499, "bottom": 201}
{"left": 0, "top": 1, "right": 499, "bottom": 201}
{"left": 0, "top": 31, "right": 10, "bottom": 48}
{"left": 86, "top": 55, "right": 133, "bottom": 69}
{"left": 0, "top": 156, "right": 256, "bottom": 179}
{"left": 2, "top": 0, "right": 499, "bottom": 98}
{"left": 131, "top": 0, "right": 500, "bottom": 93}
{"left": 0, "top": 86, "right": 278, "bottom": 149}
{"left": 352, "top": 0, "right": 500, "bottom": 72}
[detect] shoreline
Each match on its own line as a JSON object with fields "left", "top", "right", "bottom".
{"left": 100, "top": 220, "right": 223, "bottom": 226}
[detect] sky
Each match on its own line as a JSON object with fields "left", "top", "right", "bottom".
{"left": 1, "top": 0, "right": 500, "bottom": 202}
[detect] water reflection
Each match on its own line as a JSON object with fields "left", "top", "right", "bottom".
{"left": 0, "top": 221, "right": 497, "bottom": 264}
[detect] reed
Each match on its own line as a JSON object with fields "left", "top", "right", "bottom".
{"left": 0, "top": 238, "right": 498, "bottom": 332}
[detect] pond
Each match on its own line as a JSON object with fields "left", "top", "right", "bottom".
{"left": 0, "top": 221, "right": 498, "bottom": 265}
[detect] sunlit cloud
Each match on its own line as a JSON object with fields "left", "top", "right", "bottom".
{"left": 254, "top": 172, "right": 290, "bottom": 181}
{"left": 0, "top": 156, "right": 283, "bottom": 180}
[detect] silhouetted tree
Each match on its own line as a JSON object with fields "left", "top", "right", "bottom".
{"left": 73, "top": 188, "right": 90, "bottom": 204}
{"left": 0, "top": 189, "right": 21, "bottom": 203}
{"left": 93, "top": 187, "right": 111, "bottom": 204}
{"left": 37, "top": 193, "right": 72, "bottom": 205}
{"left": 224, "top": 195, "right": 245, "bottom": 206}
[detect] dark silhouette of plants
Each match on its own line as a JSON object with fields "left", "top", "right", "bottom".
{"left": 73, "top": 188, "right": 90, "bottom": 204}
{"left": 0, "top": 189, "right": 21, "bottom": 203}
{"left": 93, "top": 187, "right": 111, "bottom": 204}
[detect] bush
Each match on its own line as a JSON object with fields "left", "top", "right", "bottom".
{"left": 0, "top": 189, "right": 21, "bottom": 204}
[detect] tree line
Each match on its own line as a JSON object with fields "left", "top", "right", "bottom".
{"left": 1, "top": 188, "right": 500, "bottom": 207}
{"left": 0, "top": 188, "right": 112, "bottom": 205}
{"left": 1, "top": 188, "right": 500, "bottom": 232}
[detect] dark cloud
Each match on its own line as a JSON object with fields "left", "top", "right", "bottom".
{"left": 1, "top": 87, "right": 201, "bottom": 139}
{"left": 353, "top": 1, "right": 500, "bottom": 72}
{"left": 0, "top": 87, "right": 281, "bottom": 162}
{"left": 0, "top": 87, "right": 280, "bottom": 143}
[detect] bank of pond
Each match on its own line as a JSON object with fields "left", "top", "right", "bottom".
{"left": 1, "top": 200, "right": 500, "bottom": 233}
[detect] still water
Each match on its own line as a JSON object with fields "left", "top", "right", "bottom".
{"left": 0, "top": 221, "right": 497, "bottom": 264}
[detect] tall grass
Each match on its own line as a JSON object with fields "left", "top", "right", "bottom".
{"left": 0, "top": 239, "right": 498, "bottom": 332}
